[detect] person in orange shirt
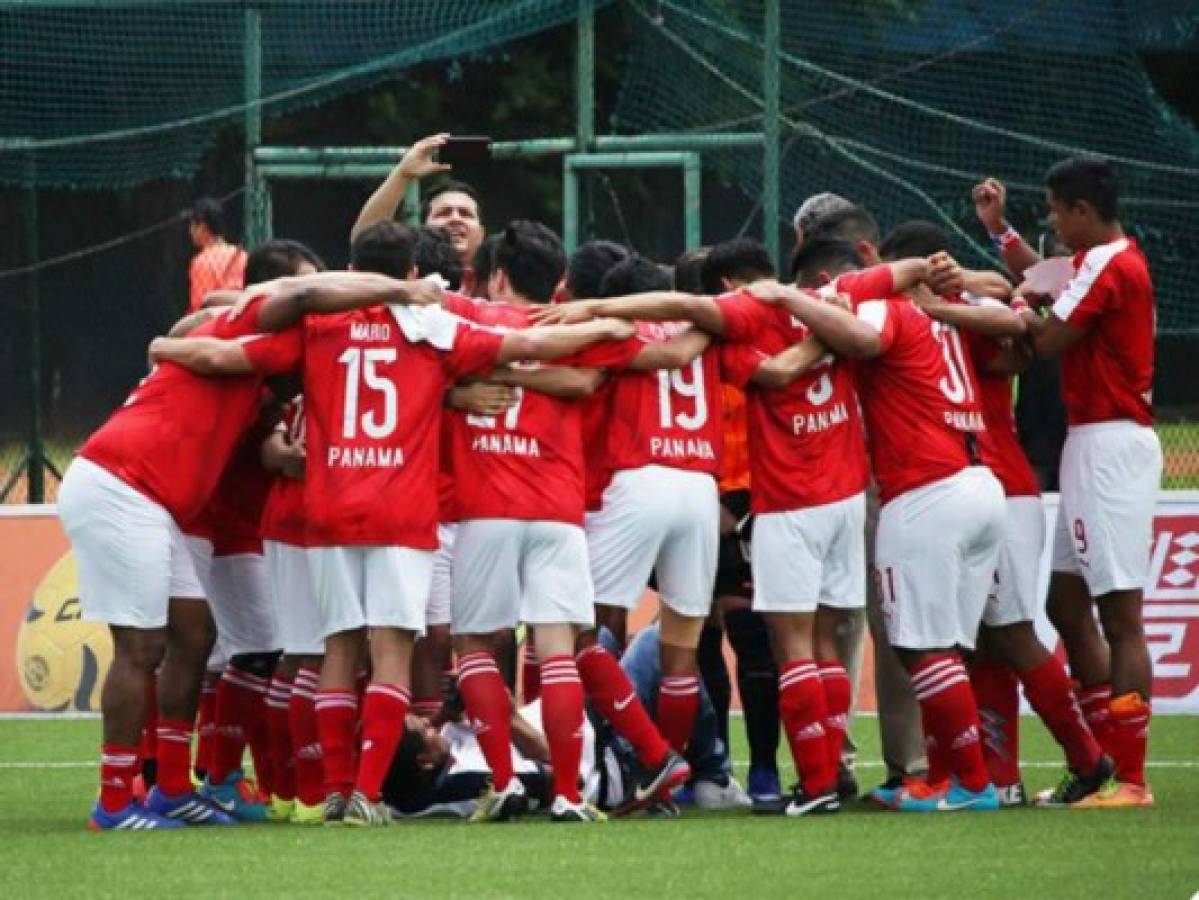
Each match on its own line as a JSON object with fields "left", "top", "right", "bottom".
{"left": 188, "top": 198, "right": 248, "bottom": 312}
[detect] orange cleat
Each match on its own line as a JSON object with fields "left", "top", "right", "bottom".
{"left": 1072, "top": 780, "right": 1154, "bottom": 809}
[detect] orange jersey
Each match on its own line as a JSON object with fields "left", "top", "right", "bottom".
{"left": 718, "top": 383, "right": 751, "bottom": 493}
{"left": 189, "top": 242, "right": 247, "bottom": 312}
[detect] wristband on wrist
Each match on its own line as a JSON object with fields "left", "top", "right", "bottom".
{"left": 989, "top": 225, "right": 1021, "bottom": 251}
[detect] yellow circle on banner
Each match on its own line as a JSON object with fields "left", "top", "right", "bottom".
{"left": 15, "top": 552, "right": 113, "bottom": 712}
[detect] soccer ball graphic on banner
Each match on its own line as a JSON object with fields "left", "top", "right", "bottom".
{"left": 16, "top": 553, "right": 113, "bottom": 712}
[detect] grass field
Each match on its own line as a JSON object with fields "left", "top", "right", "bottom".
{"left": 2, "top": 715, "right": 1196, "bottom": 899}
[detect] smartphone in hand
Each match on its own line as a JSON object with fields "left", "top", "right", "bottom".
{"left": 437, "top": 136, "right": 492, "bottom": 165}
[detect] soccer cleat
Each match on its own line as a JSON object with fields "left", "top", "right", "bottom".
{"left": 694, "top": 776, "right": 753, "bottom": 810}
{"left": 88, "top": 801, "right": 184, "bottom": 831}
{"left": 996, "top": 783, "right": 1028, "bottom": 808}
{"left": 267, "top": 795, "right": 296, "bottom": 823}
{"left": 201, "top": 770, "right": 268, "bottom": 822}
{"left": 341, "top": 790, "right": 393, "bottom": 827}
{"left": 549, "top": 795, "right": 608, "bottom": 823}
{"left": 469, "top": 778, "right": 528, "bottom": 823}
{"left": 784, "top": 788, "right": 840, "bottom": 818}
{"left": 747, "top": 764, "right": 782, "bottom": 804}
{"left": 635, "top": 751, "right": 692, "bottom": 805}
{"left": 144, "top": 787, "right": 236, "bottom": 825}
{"left": 1070, "top": 779, "right": 1154, "bottom": 809}
{"left": 645, "top": 797, "right": 681, "bottom": 818}
{"left": 672, "top": 783, "right": 696, "bottom": 806}
{"left": 1033, "top": 755, "right": 1116, "bottom": 808}
{"left": 322, "top": 792, "right": 349, "bottom": 825}
{"left": 894, "top": 779, "right": 1000, "bottom": 813}
{"left": 290, "top": 799, "right": 325, "bottom": 825}
{"left": 867, "top": 775, "right": 930, "bottom": 810}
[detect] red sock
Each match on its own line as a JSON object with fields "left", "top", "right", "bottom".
{"left": 521, "top": 638, "right": 541, "bottom": 704}
{"left": 99, "top": 743, "right": 139, "bottom": 812}
{"left": 818, "top": 661, "right": 851, "bottom": 775}
{"left": 138, "top": 674, "right": 158, "bottom": 770}
{"left": 540, "top": 655, "right": 584, "bottom": 803}
{"left": 968, "top": 660, "right": 1021, "bottom": 788}
{"left": 577, "top": 644, "right": 670, "bottom": 768}
{"left": 355, "top": 683, "right": 411, "bottom": 802}
{"left": 909, "top": 654, "right": 989, "bottom": 792}
{"left": 289, "top": 667, "right": 324, "bottom": 805}
{"left": 1106, "top": 693, "right": 1151, "bottom": 786}
{"left": 209, "top": 667, "right": 266, "bottom": 784}
{"left": 195, "top": 681, "right": 217, "bottom": 775}
{"left": 656, "top": 674, "right": 701, "bottom": 755}
{"left": 1019, "top": 658, "right": 1102, "bottom": 775}
{"left": 265, "top": 674, "right": 295, "bottom": 801}
{"left": 1077, "top": 683, "right": 1114, "bottom": 756}
{"left": 244, "top": 689, "right": 274, "bottom": 795}
{"left": 779, "top": 660, "right": 836, "bottom": 796}
{"left": 315, "top": 690, "right": 358, "bottom": 799}
{"left": 156, "top": 719, "right": 194, "bottom": 796}
{"left": 457, "top": 652, "right": 515, "bottom": 789}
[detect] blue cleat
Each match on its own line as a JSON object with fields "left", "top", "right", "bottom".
{"left": 747, "top": 765, "right": 782, "bottom": 803}
{"left": 672, "top": 783, "right": 696, "bottom": 806}
{"left": 895, "top": 779, "right": 1000, "bottom": 813}
{"left": 868, "top": 775, "right": 929, "bottom": 810}
{"left": 88, "top": 800, "right": 183, "bottom": 831}
{"left": 201, "top": 770, "right": 268, "bottom": 822}
{"left": 145, "top": 787, "right": 237, "bottom": 825}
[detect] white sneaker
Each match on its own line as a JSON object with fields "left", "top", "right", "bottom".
{"left": 550, "top": 795, "right": 607, "bottom": 822}
{"left": 469, "top": 778, "right": 528, "bottom": 823}
{"left": 694, "top": 777, "right": 753, "bottom": 810}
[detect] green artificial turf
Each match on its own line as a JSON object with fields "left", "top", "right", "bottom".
{"left": 1, "top": 715, "right": 1196, "bottom": 899}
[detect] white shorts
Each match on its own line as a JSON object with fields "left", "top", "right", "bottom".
{"left": 983, "top": 496, "right": 1045, "bottom": 628}
{"left": 265, "top": 540, "right": 324, "bottom": 656}
{"left": 205, "top": 554, "right": 279, "bottom": 656}
{"left": 1051, "top": 422, "right": 1162, "bottom": 596}
{"left": 875, "top": 467, "right": 1005, "bottom": 651}
{"left": 452, "top": 519, "right": 595, "bottom": 635}
{"left": 426, "top": 524, "right": 457, "bottom": 628}
{"left": 752, "top": 492, "right": 866, "bottom": 614}
{"left": 585, "top": 466, "right": 718, "bottom": 618}
{"left": 306, "top": 545, "right": 432, "bottom": 638}
{"left": 58, "top": 457, "right": 205, "bottom": 629}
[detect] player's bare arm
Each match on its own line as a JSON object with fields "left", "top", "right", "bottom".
{"left": 495, "top": 318, "right": 636, "bottom": 366}
{"left": 627, "top": 326, "right": 713, "bottom": 371}
{"left": 260, "top": 429, "right": 305, "bottom": 479}
{"left": 235, "top": 271, "right": 444, "bottom": 332}
{"left": 972, "top": 177, "right": 1042, "bottom": 276}
{"left": 926, "top": 251, "right": 1013, "bottom": 300}
{"left": 760, "top": 284, "right": 883, "bottom": 358}
{"left": 488, "top": 365, "right": 607, "bottom": 399}
{"left": 165, "top": 307, "right": 217, "bottom": 338}
{"left": 200, "top": 288, "right": 241, "bottom": 309}
{"left": 751, "top": 335, "right": 827, "bottom": 388}
{"left": 1019, "top": 308, "right": 1085, "bottom": 358}
{"left": 147, "top": 335, "right": 254, "bottom": 375}
{"left": 914, "top": 292, "right": 1026, "bottom": 339}
{"left": 350, "top": 133, "right": 451, "bottom": 243}
{"left": 446, "top": 381, "right": 518, "bottom": 416}
{"left": 509, "top": 707, "right": 551, "bottom": 766}
{"left": 532, "top": 292, "right": 727, "bottom": 336}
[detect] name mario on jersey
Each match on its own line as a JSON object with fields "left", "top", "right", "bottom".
{"left": 349, "top": 322, "right": 391, "bottom": 341}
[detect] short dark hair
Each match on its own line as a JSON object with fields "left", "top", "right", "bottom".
{"left": 413, "top": 226, "right": 463, "bottom": 291}
{"left": 598, "top": 254, "right": 672, "bottom": 298}
{"left": 672, "top": 248, "right": 709, "bottom": 293}
{"left": 471, "top": 234, "right": 502, "bottom": 294}
{"left": 350, "top": 220, "right": 418, "bottom": 278}
{"left": 1046, "top": 157, "right": 1118, "bottom": 221}
{"left": 701, "top": 238, "right": 775, "bottom": 294}
{"left": 189, "top": 197, "right": 227, "bottom": 238}
{"left": 381, "top": 726, "right": 440, "bottom": 814}
{"left": 421, "top": 180, "right": 482, "bottom": 222}
{"left": 804, "top": 205, "right": 881, "bottom": 249}
{"left": 566, "top": 240, "right": 629, "bottom": 300}
{"left": 492, "top": 220, "right": 566, "bottom": 304}
{"left": 788, "top": 238, "right": 864, "bottom": 287}
{"left": 879, "top": 220, "right": 951, "bottom": 261}
{"left": 244, "top": 239, "right": 325, "bottom": 287}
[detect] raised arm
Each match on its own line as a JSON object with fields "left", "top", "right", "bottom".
{"left": 350, "top": 134, "right": 451, "bottom": 243}
{"left": 166, "top": 308, "right": 218, "bottom": 338}
{"left": 1019, "top": 309, "right": 1084, "bottom": 359}
{"left": 915, "top": 293, "right": 1026, "bottom": 339}
{"left": 751, "top": 335, "right": 827, "bottom": 388}
{"left": 972, "top": 178, "right": 1041, "bottom": 277}
{"left": 148, "top": 336, "right": 254, "bottom": 375}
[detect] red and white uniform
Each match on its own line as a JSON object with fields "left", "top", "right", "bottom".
{"left": 243, "top": 303, "right": 503, "bottom": 637}
{"left": 1049, "top": 238, "right": 1162, "bottom": 595}
{"left": 716, "top": 289, "right": 869, "bottom": 614}
{"left": 843, "top": 268, "right": 1005, "bottom": 650}
{"left": 262, "top": 396, "right": 324, "bottom": 656}
{"left": 955, "top": 297, "right": 1045, "bottom": 628}
{"left": 58, "top": 308, "right": 272, "bottom": 629}
{"left": 584, "top": 322, "right": 723, "bottom": 618}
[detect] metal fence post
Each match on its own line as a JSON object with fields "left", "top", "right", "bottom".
{"left": 763, "top": 0, "right": 781, "bottom": 269}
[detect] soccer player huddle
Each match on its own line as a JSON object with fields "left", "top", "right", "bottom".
{"left": 60, "top": 133, "right": 1161, "bottom": 831}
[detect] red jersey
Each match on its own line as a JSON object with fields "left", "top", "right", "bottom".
{"left": 202, "top": 415, "right": 276, "bottom": 556}
{"left": 580, "top": 384, "right": 618, "bottom": 512}
{"left": 260, "top": 396, "right": 308, "bottom": 547}
{"left": 830, "top": 266, "right": 988, "bottom": 505}
{"left": 243, "top": 305, "right": 503, "bottom": 548}
{"left": 954, "top": 298, "right": 1040, "bottom": 498}
{"left": 1051, "top": 237, "right": 1154, "bottom": 427}
{"left": 716, "top": 290, "right": 868, "bottom": 512}
{"left": 603, "top": 321, "right": 723, "bottom": 478}
{"left": 78, "top": 308, "right": 268, "bottom": 524}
